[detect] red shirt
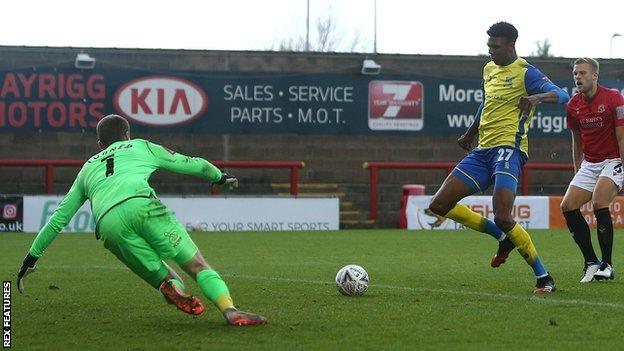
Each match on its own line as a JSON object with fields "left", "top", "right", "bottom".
{"left": 566, "top": 85, "right": 624, "bottom": 163}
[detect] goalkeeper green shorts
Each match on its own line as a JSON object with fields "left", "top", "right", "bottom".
{"left": 97, "top": 196, "right": 198, "bottom": 288}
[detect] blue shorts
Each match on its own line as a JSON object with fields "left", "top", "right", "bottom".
{"left": 452, "top": 146, "right": 527, "bottom": 193}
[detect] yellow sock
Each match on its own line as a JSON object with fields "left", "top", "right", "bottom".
{"left": 196, "top": 269, "right": 235, "bottom": 312}
{"left": 505, "top": 223, "right": 538, "bottom": 265}
{"left": 446, "top": 203, "right": 487, "bottom": 232}
{"left": 215, "top": 295, "right": 235, "bottom": 312}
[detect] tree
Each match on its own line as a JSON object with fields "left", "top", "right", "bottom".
{"left": 532, "top": 39, "right": 553, "bottom": 58}
{"left": 275, "top": 13, "right": 363, "bottom": 52}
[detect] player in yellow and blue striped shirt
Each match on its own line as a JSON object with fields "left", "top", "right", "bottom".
{"left": 426, "top": 22, "right": 569, "bottom": 294}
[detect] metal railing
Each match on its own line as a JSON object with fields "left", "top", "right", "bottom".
{"left": 363, "top": 161, "right": 574, "bottom": 221}
{"left": 0, "top": 159, "right": 305, "bottom": 195}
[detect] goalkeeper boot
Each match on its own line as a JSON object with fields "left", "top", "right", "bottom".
{"left": 159, "top": 280, "right": 205, "bottom": 315}
{"left": 533, "top": 274, "right": 556, "bottom": 294}
{"left": 224, "top": 308, "right": 268, "bottom": 326}
{"left": 593, "top": 262, "right": 614, "bottom": 281}
{"left": 490, "top": 236, "right": 515, "bottom": 268}
{"left": 580, "top": 261, "right": 601, "bottom": 283}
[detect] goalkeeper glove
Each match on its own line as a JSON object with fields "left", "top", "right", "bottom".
{"left": 17, "top": 253, "right": 38, "bottom": 293}
{"left": 215, "top": 172, "right": 238, "bottom": 189}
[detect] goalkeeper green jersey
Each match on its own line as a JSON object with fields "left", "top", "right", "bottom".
{"left": 29, "top": 138, "right": 223, "bottom": 257}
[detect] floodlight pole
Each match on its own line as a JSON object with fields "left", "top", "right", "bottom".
{"left": 610, "top": 33, "right": 622, "bottom": 58}
{"left": 306, "top": 0, "right": 310, "bottom": 51}
{"left": 373, "top": 0, "right": 377, "bottom": 53}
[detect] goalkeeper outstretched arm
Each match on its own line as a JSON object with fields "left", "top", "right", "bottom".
{"left": 19, "top": 175, "right": 87, "bottom": 292}
{"left": 29, "top": 176, "right": 87, "bottom": 257}
{"left": 145, "top": 141, "right": 236, "bottom": 186}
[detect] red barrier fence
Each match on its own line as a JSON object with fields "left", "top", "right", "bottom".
{"left": 363, "top": 161, "right": 574, "bottom": 221}
{"left": 0, "top": 159, "right": 305, "bottom": 195}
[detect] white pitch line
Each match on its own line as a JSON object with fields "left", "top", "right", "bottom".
{"left": 45, "top": 266, "right": 624, "bottom": 309}
{"left": 228, "top": 274, "right": 624, "bottom": 309}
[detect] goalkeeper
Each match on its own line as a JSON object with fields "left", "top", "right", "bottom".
{"left": 17, "top": 114, "right": 266, "bottom": 326}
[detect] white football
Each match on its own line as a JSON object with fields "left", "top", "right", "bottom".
{"left": 335, "top": 264, "right": 369, "bottom": 296}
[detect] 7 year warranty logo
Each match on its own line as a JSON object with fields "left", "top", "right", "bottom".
{"left": 368, "top": 80, "right": 424, "bottom": 131}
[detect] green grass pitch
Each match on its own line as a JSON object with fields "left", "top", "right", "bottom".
{"left": 1, "top": 229, "right": 623, "bottom": 350}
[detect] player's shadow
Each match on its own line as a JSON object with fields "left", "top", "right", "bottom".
{"left": 137, "top": 313, "right": 270, "bottom": 333}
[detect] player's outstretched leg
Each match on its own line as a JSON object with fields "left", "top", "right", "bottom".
{"left": 175, "top": 249, "right": 267, "bottom": 326}
{"left": 98, "top": 216, "right": 207, "bottom": 314}
{"left": 436, "top": 202, "right": 514, "bottom": 267}
{"left": 443, "top": 203, "right": 506, "bottom": 240}
{"left": 443, "top": 202, "right": 517, "bottom": 268}
{"left": 424, "top": 208, "right": 447, "bottom": 228}
{"left": 157, "top": 262, "right": 205, "bottom": 315}
{"left": 428, "top": 174, "right": 508, "bottom": 255}
{"left": 224, "top": 307, "right": 268, "bottom": 326}
{"left": 195, "top": 269, "right": 267, "bottom": 326}
{"left": 159, "top": 278, "right": 205, "bottom": 315}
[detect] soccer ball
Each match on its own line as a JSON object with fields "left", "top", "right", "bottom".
{"left": 335, "top": 264, "right": 369, "bottom": 296}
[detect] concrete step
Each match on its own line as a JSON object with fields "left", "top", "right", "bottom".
{"left": 339, "top": 210, "right": 361, "bottom": 218}
{"left": 271, "top": 183, "right": 338, "bottom": 190}
{"left": 340, "top": 219, "right": 376, "bottom": 229}
{"left": 340, "top": 201, "right": 353, "bottom": 209}
{"left": 277, "top": 192, "right": 345, "bottom": 197}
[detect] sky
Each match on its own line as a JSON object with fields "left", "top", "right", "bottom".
{"left": 3, "top": 0, "right": 623, "bottom": 59}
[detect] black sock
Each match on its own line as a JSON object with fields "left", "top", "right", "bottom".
{"left": 594, "top": 207, "right": 614, "bottom": 265}
{"left": 563, "top": 209, "right": 598, "bottom": 263}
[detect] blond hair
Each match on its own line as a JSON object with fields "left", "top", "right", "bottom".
{"left": 573, "top": 57, "right": 599, "bottom": 74}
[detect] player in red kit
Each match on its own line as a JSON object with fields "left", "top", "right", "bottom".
{"left": 561, "top": 57, "right": 624, "bottom": 283}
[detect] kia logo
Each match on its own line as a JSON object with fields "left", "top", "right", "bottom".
{"left": 113, "top": 76, "right": 208, "bottom": 126}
